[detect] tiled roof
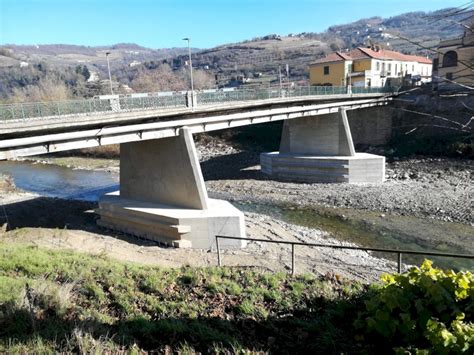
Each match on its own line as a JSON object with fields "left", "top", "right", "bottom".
{"left": 310, "top": 52, "right": 351, "bottom": 64}
{"left": 403, "top": 54, "right": 432, "bottom": 64}
{"left": 357, "top": 47, "right": 431, "bottom": 64}
{"left": 311, "top": 47, "right": 431, "bottom": 65}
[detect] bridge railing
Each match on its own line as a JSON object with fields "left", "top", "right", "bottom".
{"left": 0, "top": 86, "right": 394, "bottom": 122}
{"left": 118, "top": 93, "right": 187, "bottom": 111}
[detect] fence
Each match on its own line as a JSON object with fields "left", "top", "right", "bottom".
{"left": 215, "top": 235, "right": 474, "bottom": 276}
{"left": 0, "top": 85, "right": 395, "bottom": 122}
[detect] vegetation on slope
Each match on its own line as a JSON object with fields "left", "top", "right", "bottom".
{"left": 0, "top": 242, "right": 366, "bottom": 353}
{"left": 0, "top": 243, "right": 472, "bottom": 353}
{"left": 0, "top": 7, "right": 467, "bottom": 101}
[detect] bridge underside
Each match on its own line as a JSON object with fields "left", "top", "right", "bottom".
{"left": 97, "top": 128, "right": 245, "bottom": 249}
{"left": 0, "top": 96, "right": 390, "bottom": 248}
{"left": 261, "top": 109, "right": 385, "bottom": 183}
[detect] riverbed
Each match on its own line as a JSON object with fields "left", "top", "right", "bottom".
{"left": 1, "top": 156, "right": 472, "bottom": 273}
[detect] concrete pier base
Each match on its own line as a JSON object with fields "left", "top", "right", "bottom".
{"left": 261, "top": 152, "right": 385, "bottom": 183}
{"left": 98, "top": 192, "right": 245, "bottom": 249}
{"left": 261, "top": 108, "right": 385, "bottom": 183}
{"left": 97, "top": 127, "right": 245, "bottom": 249}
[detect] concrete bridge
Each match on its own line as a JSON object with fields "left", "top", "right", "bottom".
{"left": 0, "top": 87, "right": 394, "bottom": 249}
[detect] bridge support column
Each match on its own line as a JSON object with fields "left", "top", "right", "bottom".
{"left": 97, "top": 127, "right": 245, "bottom": 249}
{"left": 260, "top": 108, "right": 385, "bottom": 183}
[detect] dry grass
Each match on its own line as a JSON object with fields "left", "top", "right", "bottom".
{"left": 76, "top": 145, "right": 120, "bottom": 159}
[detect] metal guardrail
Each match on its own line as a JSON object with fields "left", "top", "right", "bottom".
{"left": 215, "top": 235, "right": 474, "bottom": 276}
{"left": 0, "top": 86, "right": 395, "bottom": 122}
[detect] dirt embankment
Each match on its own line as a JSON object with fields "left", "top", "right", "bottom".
{"left": 1, "top": 194, "right": 394, "bottom": 282}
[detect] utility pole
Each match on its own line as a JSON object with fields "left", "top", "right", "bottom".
{"left": 348, "top": 62, "right": 352, "bottom": 94}
{"left": 182, "top": 38, "right": 194, "bottom": 93}
{"left": 105, "top": 52, "right": 113, "bottom": 95}
{"left": 278, "top": 65, "right": 283, "bottom": 97}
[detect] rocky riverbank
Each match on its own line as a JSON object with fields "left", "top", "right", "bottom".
{"left": 19, "top": 137, "right": 473, "bottom": 227}
{"left": 0, "top": 194, "right": 394, "bottom": 282}
{"left": 200, "top": 143, "right": 473, "bottom": 225}
{"left": 3, "top": 136, "right": 472, "bottom": 279}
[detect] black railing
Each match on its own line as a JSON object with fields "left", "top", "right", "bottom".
{"left": 215, "top": 236, "right": 474, "bottom": 276}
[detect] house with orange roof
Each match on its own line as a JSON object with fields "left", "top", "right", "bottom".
{"left": 309, "top": 46, "right": 432, "bottom": 88}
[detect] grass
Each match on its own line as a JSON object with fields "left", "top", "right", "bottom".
{"left": 0, "top": 241, "right": 371, "bottom": 353}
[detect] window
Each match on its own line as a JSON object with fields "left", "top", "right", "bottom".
{"left": 388, "top": 63, "right": 391, "bottom": 71}
{"left": 412, "top": 65, "right": 415, "bottom": 72}
{"left": 376, "top": 61, "right": 380, "bottom": 71}
{"left": 324, "top": 66, "right": 330, "bottom": 75}
{"left": 395, "top": 64, "right": 398, "bottom": 75}
{"left": 442, "top": 51, "right": 458, "bottom": 67}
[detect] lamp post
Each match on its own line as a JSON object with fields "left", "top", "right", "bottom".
{"left": 105, "top": 51, "right": 113, "bottom": 95}
{"left": 182, "top": 38, "right": 194, "bottom": 93}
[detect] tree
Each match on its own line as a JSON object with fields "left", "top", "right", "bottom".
{"left": 82, "top": 66, "right": 91, "bottom": 81}
{"left": 10, "top": 77, "right": 71, "bottom": 102}
{"left": 131, "top": 64, "right": 187, "bottom": 93}
{"left": 181, "top": 68, "right": 215, "bottom": 90}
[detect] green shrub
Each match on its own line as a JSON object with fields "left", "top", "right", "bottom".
{"left": 355, "top": 260, "right": 474, "bottom": 352}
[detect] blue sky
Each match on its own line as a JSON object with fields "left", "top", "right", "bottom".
{"left": 0, "top": 0, "right": 465, "bottom": 49}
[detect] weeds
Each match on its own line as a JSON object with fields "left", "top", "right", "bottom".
{"left": 0, "top": 241, "right": 368, "bottom": 353}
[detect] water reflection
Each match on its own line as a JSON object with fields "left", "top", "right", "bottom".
{"left": 0, "top": 161, "right": 118, "bottom": 201}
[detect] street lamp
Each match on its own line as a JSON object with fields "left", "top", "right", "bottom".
{"left": 182, "top": 38, "right": 194, "bottom": 93}
{"left": 105, "top": 51, "right": 113, "bottom": 95}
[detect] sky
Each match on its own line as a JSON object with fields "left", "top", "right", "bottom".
{"left": 0, "top": 0, "right": 467, "bottom": 49}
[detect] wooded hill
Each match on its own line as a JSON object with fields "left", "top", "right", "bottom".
{"left": 0, "top": 7, "right": 469, "bottom": 100}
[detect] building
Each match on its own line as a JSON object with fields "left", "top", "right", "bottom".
{"left": 309, "top": 46, "right": 432, "bottom": 87}
{"left": 432, "top": 31, "right": 474, "bottom": 90}
{"left": 129, "top": 60, "right": 141, "bottom": 67}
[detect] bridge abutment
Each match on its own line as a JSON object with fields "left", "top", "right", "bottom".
{"left": 261, "top": 108, "right": 385, "bottom": 183}
{"left": 97, "top": 127, "right": 245, "bottom": 249}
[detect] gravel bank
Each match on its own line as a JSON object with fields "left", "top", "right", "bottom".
{"left": 200, "top": 143, "right": 473, "bottom": 225}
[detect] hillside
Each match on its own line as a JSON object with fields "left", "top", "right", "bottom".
{"left": 187, "top": 8, "right": 467, "bottom": 85}
{"left": 0, "top": 43, "right": 188, "bottom": 69}
{"left": 0, "top": 6, "right": 469, "bottom": 98}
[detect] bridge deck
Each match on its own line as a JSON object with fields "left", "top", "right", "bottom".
{"left": 0, "top": 91, "right": 392, "bottom": 159}
{"left": 0, "top": 93, "right": 385, "bottom": 136}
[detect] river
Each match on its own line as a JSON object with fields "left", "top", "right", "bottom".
{"left": 1, "top": 160, "right": 472, "bottom": 270}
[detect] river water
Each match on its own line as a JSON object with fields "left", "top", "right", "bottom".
{"left": 0, "top": 161, "right": 118, "bottom": 201}
{"left": 1, "top": 160, "right": 472, "bottom": 270}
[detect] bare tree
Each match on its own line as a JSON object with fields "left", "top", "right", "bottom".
{"left": 131, "top": 64, "right": 187, "bottom": 92}
{"left": 10, "top": 78, "right": 71, "bottom": 103}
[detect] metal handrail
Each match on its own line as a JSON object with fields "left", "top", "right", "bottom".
{"left": 0, "top": 86, "right": 395, "bottom": 122}
{"left": 215, "top": 235, "right": 474, "bottom": 276}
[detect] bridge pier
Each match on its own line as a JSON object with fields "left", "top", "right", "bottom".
{"left": 97, "top": 127, "right": 245, "bottom": 249}
{"left": 260, "top": 108, "right": 385, "bottom": 183}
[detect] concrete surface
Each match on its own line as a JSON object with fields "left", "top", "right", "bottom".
{"left": 279, "top": 109, "right": 355, "bottom": 156}
{"left": 98, "top": 127, "right": 245, "bottom": 249}
{"left": 348, "top": 106, "right": 393, "bottom": 146}
{"left": 261, "top": 152, "right": 385, "bottom": 183}
{"left": 121, "top": 127, "right": 208, "bottom": 209}
{"left": 262, "top": 109, "right": 385, "bottom": 183}
{"left": 98, "top": 192, "right": 246, "bottom": 249}
{"left": 0, "top": 97, "right": 390, "bottom": 159}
